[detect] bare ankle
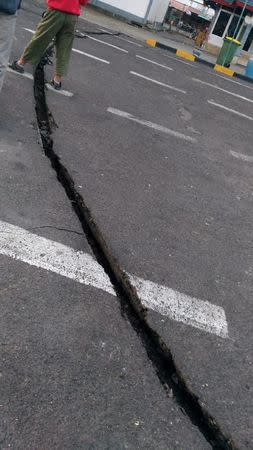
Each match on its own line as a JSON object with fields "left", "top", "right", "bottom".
{"left": 18, "top": 57, "right": 25, "bottom": 66}
{"left": 54, "top": 74, "right": 61, "bottom": 83}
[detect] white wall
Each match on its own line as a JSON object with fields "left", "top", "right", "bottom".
{"left": 96, "top": 0, "right": 151, "bottom": 19}
{"left": 147, "top": 0, "right": 169, "bottom": 23}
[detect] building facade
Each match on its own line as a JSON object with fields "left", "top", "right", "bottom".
{"left": 205, "top": 0, "right": 253, "bottom": 60}
{"left": 90, "top": 0, "right": 214, "bottom": 27}
{"left": 89, "top": 0, "right": 168, "bottom": 25}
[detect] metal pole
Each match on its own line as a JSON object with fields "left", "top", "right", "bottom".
{"left": 232, "top": 0, "right": 248, "bottom": 39}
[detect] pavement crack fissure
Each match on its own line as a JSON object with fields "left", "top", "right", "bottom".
{"left": 29, "top": 225, "right": 83, "bottom": 236}
{"left": 33, "top": 62, "right": 237, "bottom": 450}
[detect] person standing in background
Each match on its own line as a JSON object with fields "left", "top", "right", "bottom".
{"left": 10, "top": 0, "right": 89, "bottom": 90}
{"left": 0, "top": 0, "right": 21, "bottom": 93}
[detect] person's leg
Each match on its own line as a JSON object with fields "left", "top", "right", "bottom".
{"left": 0, "top": 12, "right": 16, "bottom": 93}
{"left": 18, "top": 9, "right": 64, "bottom": 68}
{"left": 53, "top": 13, "right": 77, "bottom": 85}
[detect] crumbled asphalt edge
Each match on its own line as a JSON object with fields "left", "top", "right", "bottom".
{"left": 33, "top": 61, "right": 237, "bottom": 450}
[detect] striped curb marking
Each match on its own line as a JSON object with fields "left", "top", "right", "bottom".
{"left": 146, "top": 39, "right": 253, "bottom": 82}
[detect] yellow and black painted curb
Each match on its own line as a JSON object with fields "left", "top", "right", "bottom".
{"left": 146, "top": 39, "right": 253, "bottom": 84}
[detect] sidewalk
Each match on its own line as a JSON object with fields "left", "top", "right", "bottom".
{"left": 81, "top": 5, "right": 245, "bottom": 75}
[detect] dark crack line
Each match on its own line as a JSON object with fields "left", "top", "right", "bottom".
{"left": 75, "top": 29, "right": 121, "bottom": 38}
{"left": 29, "top": 225, "right": 83, "bottom": 236}
{"left": 33, "top": 60, "right": 237, "bottom": 450}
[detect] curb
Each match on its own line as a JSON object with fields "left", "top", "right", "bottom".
{"left": 146, "top": 39, "right": 253, "bottom": 84}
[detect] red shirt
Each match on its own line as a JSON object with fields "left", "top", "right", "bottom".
{"left": 47, "top": 0, "right": 89, "bottom": 16}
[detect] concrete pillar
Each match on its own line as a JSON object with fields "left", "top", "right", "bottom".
{"left": 146, "top": 0, "right": 169, "bottom": 28}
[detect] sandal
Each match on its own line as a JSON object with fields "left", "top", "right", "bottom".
{"left": 9, "top": 60, "right": 24, "bottom": 73}
{"left": 49, "top": 79, "right": 62, "bottom": 90}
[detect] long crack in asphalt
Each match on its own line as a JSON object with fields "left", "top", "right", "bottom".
{"left": 33, "top": 59, "right": 237, "bottom": 450}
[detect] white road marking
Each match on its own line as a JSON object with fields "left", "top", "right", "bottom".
{"left": 98, "top": 27, "right": 114, "bottom": 34}
{"left": 136, "top": 55, "right": 173, "bottom": 71}
{"left": 118, "top": 36, "right": 143, "bottom": 47}
{"left": 164, "top": 54, "right": 196, "bottom": 67}
{"left": 130, "top": 71, "right": 186, "bottom": 94}
{"left": 192, "top": 78, "right": 253, "bottom": 104}
{"left": 107, "top": 107, "right": 196, "bottom": 143}
{"left": 7, "top": 67, "right": 33, "bottom": 80}
{"left": 0, "top": 220, "right": 114, "bottom": 295}
{"left": 230, "top": 150, "right": 253, "bottom": 162}
{"left": 7, "top": 68, "right": 73, "bottom": 96}
{"left": 45, "top": 83, "right": 74, "bottom": 97}
{"left": 213, "top": 73, "right": 253, "bottom": 91}
{"left": 129, "top": 275, "right": 228, "bottom": 338}
{"left": 72, "top": 48, "right": 110, "bottom": 64}
{"left": 0, "top": 220, "right": 228, "bottom": 338}
{"left": 82, "top": 33, "right": 128, "bottom": 53}
{"left": 208, "top": 100, "right": 253, "bottom": 121}
{"left": 98, "top": 28, "right": 143, "bottom": 47}
{"left": 22, "top": 28, "right": 110, "bottom": 64}
{"left": 23, "top": 27, "right": 35, "bottom": 33}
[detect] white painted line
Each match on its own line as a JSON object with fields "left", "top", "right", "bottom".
{"left": 98, "top": 28, "right": 143, "bottom": 47}
{"left": 45, "top": 83, "right": 73, "bottom": 97}
{"left": 165, "top": 54, "right": 197, "bottom": 68}
{"left": 230, "top": 150, "right": 253, "bottom": 162}
{"left": 72, "top": 47, "right": 110, "bottom": 64}
{"left": 130, "top": 71, "right": 186, "bottom": 94}
{"left": 22, "top": 28, "right": 110, "bottom": 64}
{"left": 7, "top": 67, "right": 33, "bottom": 80}
{"left": 192, "top": 78, "right": 253, "bottom": 104}
{"left": 0, "top": 220, "right": 115, "bottom": 296}
{"left": 118, "top": 36, "right": 143, "bottom": 47}
{"left": 136, "top": 55, "right": 173, "bottom": 71}
{"left": 98, "top": 27, "right": 114, "bottom": 35}
{"left": 208, "top": 100, "right": 253, "bottom": 121}
{"left": 23, "top": 27, "right": 35, "bottom": 33}
{"left": 82, "top": 33, "right": 128, "bottom": 53}
{"left": 107, "top": 107, "right": 196, "bottom": 143}
{"left": 213, "top": 73, "right": 253, "bottom": 91}
{"left": 0, "top": 220, "right": 228, "bottom": 338}
{"left": 129, "top": 275, "right": 228, "bottom": 338}
{"left": 7, "top": 68, "right": 74, "bottom": 97}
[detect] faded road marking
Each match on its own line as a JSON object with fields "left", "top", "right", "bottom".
{"left": 165, "top": 54, "right": 197, "bottom": 67}
{"left": 208, "top": 100, "right": 253, "bottom": 121}
{"left": 230, "top": 150, "right": 253, "bottom": 162}
{"left": 118, "top": 36, "right": 143, "bottom": 47}
{"left": 7, "top": 67, "right": 33, "bottom": 80}
{"left": 45, "top": 83, "right": 73, "bottom": 97}
{"left": 7, "top": 68, "right": 73, "bottom": 97}
{"left": 72, "top": 48, "right": 110, "bottom": 64}
{"left": 98, "top": 28, "right": 143, "bottom": 47}
{"left": 130, "top": 71, "right": 186, "bottom": 94}
{"left": 136, "top": 55, "right": 173, "bottom": 71}
{"left": 107, "top": 107, "right": 196, "bottom": 143}
{"left": 0, "top": 220, "right": 228, "bottom": 338}
{"left": 82, "top": 33, "right": 128, "bottom": 53}
{"left": 23, "top": 27, "right": 35, "bottom": 34}
{"left": 213, "top": 73, "right": 253, "bottom": 91}
{"left": 192, "top": 78, "right": 253, "bottom": 104}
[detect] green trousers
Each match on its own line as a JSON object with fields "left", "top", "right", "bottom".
{"left": 22, "top": 8, "right": 77, "bottom": 76}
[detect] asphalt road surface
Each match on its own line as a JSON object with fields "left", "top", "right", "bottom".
{"left": 1, "top": 6, "right": 253, "bottom": 449}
